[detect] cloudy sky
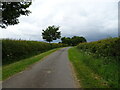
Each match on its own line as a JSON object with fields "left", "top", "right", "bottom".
{"left": 0, "top": 0, "right": 119, "bottom": 42}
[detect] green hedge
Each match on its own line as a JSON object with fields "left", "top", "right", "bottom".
{"left": 77, "top": 37, "right": 120, "bottom": 87}
{"left": 2, "top": 39, "right": 67, "bottom": 65}
{"left": 77, "top": 37, "right": 120, "bottom": 61}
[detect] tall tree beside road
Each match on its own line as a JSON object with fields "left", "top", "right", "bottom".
{"left": 42, "top": 25, "right": 61, "bottom": 43}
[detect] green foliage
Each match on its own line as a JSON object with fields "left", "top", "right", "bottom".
{"left": 77, "top": 37, "right": 120, "bottom": 61}
{"left": 0, "top": 2, "right": 31, "bottom": 28}
{"left": 42, "top": 25, "right": 61, "bottom": 43}
{"left": 76, "top": 37, "right": 120, "bottom": 88}
{"left": 68, "top": 48, "right": 109, "bottom": 88}
{"left": 61, "top": 36, "right": 87, "bottom": 46}
{"left": 69, "top": 47, "right": 119, "bottom": 88}
{"left": 2, "top": 39, "right": 66, "bottom": 65}
{"left": 71, "top": 36, "right": 87, "bottom": 46}
{"left": 61, "top": 37, "right": 71, "bottom": 45}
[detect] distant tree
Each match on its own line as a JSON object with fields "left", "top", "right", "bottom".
{"left": 71, "top": 36, "right": 87, "bottom": 46}
{"left": 42, "top": 25, "right": 61, "bottom": 43}
{"left": 61, "top": 37, "right": 71, "bottom": 45}
{"left": 0, "top": 2, "right": 31, "bottom": 28}
{"left": 61, "top": 36, "right": 87, "bottom": 46}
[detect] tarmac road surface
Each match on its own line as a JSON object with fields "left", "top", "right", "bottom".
{"left": 3, "top": 47, "right": 77, "bottom": 88}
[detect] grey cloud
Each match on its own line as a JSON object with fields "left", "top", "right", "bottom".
{"left": 0, "top": 0, "right": 118, "bottom": 42}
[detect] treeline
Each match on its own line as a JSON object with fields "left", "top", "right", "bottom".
{"left": 77, "top": 37, "right": 120, "bottom": 61}
{"left": 2, "top": 39, "right": 67, "bottom": 65}
{"left": 60, "top": 36, "right": 87, "bottom": 46}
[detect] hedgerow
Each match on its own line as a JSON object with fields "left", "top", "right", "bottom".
{"left": 2, "top": 39, "right": 67, "bottom": 65}
{"left": 77, "top": 37, "right": 120, "bottom": 88}
{"left": 77, "top": 37, "right": 120, "bottom": 61}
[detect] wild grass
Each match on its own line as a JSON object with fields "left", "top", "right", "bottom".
{"left": 68, "top": 47, "right": 119, "bottom": 88}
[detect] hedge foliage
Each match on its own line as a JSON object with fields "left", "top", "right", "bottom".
{"left": 77, "top": 37, "right": 120, "bottom": 87}
{"left": 2, "top": 39, "right": 67, "bottom": 65}
{"left": 77, "top": 37, "right": 120, "bottom": 61}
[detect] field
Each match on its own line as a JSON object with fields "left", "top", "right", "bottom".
{"left": 69, "top": 37, "right": 120, "bottom": 88}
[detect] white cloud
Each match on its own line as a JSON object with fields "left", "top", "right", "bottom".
{"left": 0, "top": 0, "right": 118, "bottom": 42}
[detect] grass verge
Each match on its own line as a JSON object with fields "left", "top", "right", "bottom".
{"left": 68, "top": 47, "right": 119, "bottom": 88}
{"left": 2, "top": 48, "right": 60, "bottom": 80}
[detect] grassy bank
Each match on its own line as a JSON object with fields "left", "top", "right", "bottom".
{"left": 68, "top": 47, "right": 119, "bottom": 88}
{"left": 2, "top": 48, "right": 60, "bottom": 80}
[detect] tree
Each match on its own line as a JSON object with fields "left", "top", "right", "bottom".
{"left": 71, "top": 36, "right": 87, "bottom": 46}
{"left": 61, "top": 36, "right": 87, "bottom": 46}
{"left": 42, "top": 25, "right": 61, "bottom": 43}
{"left": 0, "top": 2, "right": 31, "bottom": 28}
{"left": 61, "top": 37, "right": 72, "bottom": 45}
